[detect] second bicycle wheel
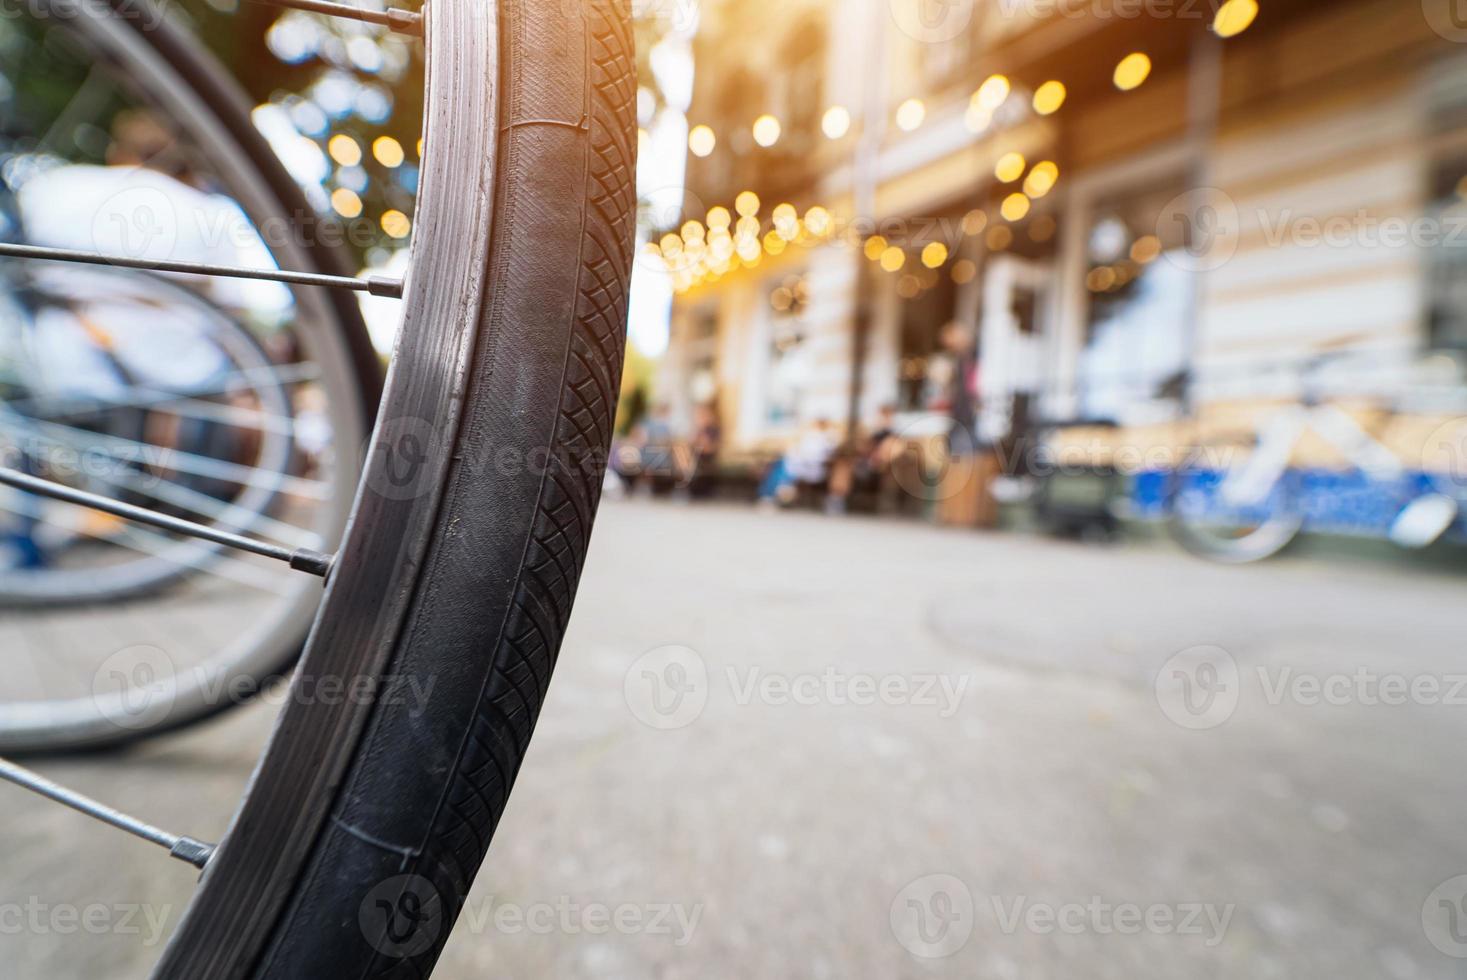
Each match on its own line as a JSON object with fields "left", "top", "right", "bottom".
{"left": 1168, "top": 431, "right": 1304, "bottom": 563}
{"left": 155, "top": 0, "right": 636, "bottom": 975}
{"left": 0, "top": 0, "right": 381, "bottom": 750}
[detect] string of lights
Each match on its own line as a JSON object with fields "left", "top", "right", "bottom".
{"left": 659, "top": 0, "right": 1260, "bottom": 299}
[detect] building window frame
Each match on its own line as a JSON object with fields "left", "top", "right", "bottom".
{"left": 1050, "top": 139, "right": 1199, "bottom": 424}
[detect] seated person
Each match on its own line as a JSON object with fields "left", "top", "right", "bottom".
{"left": 759, "top": 418, "right": 837, "bottom": 507}
{"left": 687, "top": 403, "right": 722, "bottom": 499}
{"left": 828, "top": 406, "right": 904, "bottom": 513}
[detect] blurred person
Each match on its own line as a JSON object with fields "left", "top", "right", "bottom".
{"left": 687, "top": 402, "right": 722, "bottom": 500}
{"left": 759, "top": 417, "right": 837, "bottom": 508}
{"left": 829, "top": 404, "right": 905, "bottom": 514}
{"left": 613, "top": 404, "right": 684, "bottom": 497}
{"left": 941, "top": 320, "right": 981, "bottom": 459}
{"left": 935, "top": 320, "right": 999, "bottom": 527}
{"left": 641, "top": 403, "right": 680, "bottom": 496}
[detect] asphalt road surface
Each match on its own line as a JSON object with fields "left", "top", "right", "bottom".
{"left": 4, "top": 499, "right": 1466, "bottom": 978}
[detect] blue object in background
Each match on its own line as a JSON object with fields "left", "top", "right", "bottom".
{"left": 1129, "top": 467, "right": 1467, "bottom": 540}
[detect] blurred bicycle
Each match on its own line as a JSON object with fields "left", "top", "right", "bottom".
{"left": 1165, "top": 347, "right": 1467, "bottom": 563}
{"left": 0, "top": 4, "right": 381, "bottom": 748}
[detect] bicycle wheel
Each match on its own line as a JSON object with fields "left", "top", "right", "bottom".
{"left": 0, "top": 265, "right": 297, "bottom": 603}
{"left": 0, "top": 0, "right": 380, "bottom": 749}
{"left": 1167, "top": 432, "right": 1304, "bottom": 564}
{"left": 146, "top": 0, "right": 636, "bottom": 975}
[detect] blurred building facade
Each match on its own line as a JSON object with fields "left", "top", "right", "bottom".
{"left": 657, "top": 0, "right": 1467, "bottom": 475}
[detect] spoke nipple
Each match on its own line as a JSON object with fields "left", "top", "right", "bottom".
{"left": 387, "top": 8, "right": 423, "bottom": 34}
{"left": 366, "top": 275, "right": 406, "bottom": 299}
{"left": 290, "top": 548, "right": 335, "bottom": 578}
{"left": 170, "top": 837, "right": 217, "bottom": 870}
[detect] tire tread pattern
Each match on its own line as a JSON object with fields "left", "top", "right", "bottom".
{"left": 374, "top": 0, "right": 635, "bottom": 974}
{"left": 254, "top": 0, "right": 634, "bottom": 975}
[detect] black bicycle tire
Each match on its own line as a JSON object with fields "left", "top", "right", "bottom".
{"left": 152, "top": 0, "right": 636, "bottom": 974}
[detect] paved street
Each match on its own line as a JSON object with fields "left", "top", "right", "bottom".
{"left": 4, "top": 499, "right": 1467, "bottom": 978}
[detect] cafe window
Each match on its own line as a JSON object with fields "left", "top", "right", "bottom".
{"left": 1077, "top": 177, "right": 1192, "bottom": 423}
{"left": 896, "top": 254, "right": 960, "bottom": 412}
{"left": 1426, "top": 156, "right": 1467, "bottom": 350}
{"left": 764, "top": 274, "right": 810, "bottom": 425}
{"left": 1422, "top": 56, "right": 1467, "bottom": 349}
{"left": 684, "top": 306, "right": 719, "bottom": 405}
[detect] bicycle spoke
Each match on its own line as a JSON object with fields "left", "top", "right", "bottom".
{"left": 100, "top": 465, "right": 324, "bottom": 549}
{"left": 0, "top": 362, "right": 324, "bottom": 419}
{"left": 246, "top": 0, "right": 423, "bottom": 35}
{"left": 0, "top": 415, "right": 331, "bottom": 500}
{"left": 0, "top": 757, "right": 216, "bottom": 868}
{"left": 0, "top": 500, "right": 299, "bottom": 595}
{"left": 23, "top": 389, "right": 302, "bottom": 436}
{"left": 106, "top": 525, "right": 298, "bottom": 595}
{"left": 0, "top": 0, "right": 381, "bottom": 767}
{"left": 0, "top": 466, "right": 334, "bottom": 576}
{"left": 0, "top": 242, "right": 405, "bottom": 297}
{"left": 0, "top": 462, "right": 322, "bottom": 572}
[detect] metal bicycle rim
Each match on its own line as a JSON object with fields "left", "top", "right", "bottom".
{"left": 151, "top": 0, "right": 496, "bottom": 973}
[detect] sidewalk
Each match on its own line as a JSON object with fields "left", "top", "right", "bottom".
{"left": 5, "top": 498, "right": 1465, "bottom": 978}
